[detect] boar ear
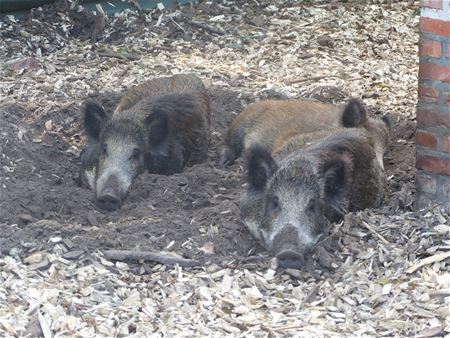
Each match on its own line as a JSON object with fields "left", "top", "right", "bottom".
{"left": 84, "top": 99, "right": 109, "bottom": 140}
{"left": 144, "top": 109, "right": 169, "bottom": 145}
{"left": 381, "top": 113, "right": 392, "bottom": 130}
{"left": 321, "top": 156, "right": 350, "bottom": 215}
{"left": 246, "top": 144, "right": 276, "bottom": 191}
{"left": 342, "top": 98, "right": 367, "bottom": 128}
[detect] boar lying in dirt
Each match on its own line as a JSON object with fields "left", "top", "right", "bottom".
{"left": 217, "top": 98, "right": 368, "bottom": 166}
{"left": 240, "top": 109, "right": 391, "bottom": 269}
{"left": 79, "top": 74, "right": 211, "bottom": 211}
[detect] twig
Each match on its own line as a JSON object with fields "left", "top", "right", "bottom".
{"left": 237, "top": 254, "right": 270, "bottom": 263}
{"left": 406, "top": 251, "right": 450, "bottom": 274}
{"left": 97, "top": 49, "right": 140, "bottom": 61}
{"left": 302, "top": 282, "right": 322, "bottom": 304}
{"left": 361, "top": 221, "right": 390, "bottom": 244}
{"left": 149, "top": 45, "right": 176, "bottom": 53}
{"left": 169, "top": 17, "right": 185, "bottom": 33}
{"left": 428, "top": 289, "right": 450, "bottom": 298}
{"left": 66, "top": 76, "right": 85, "bottom": 82}
{"left": 103, "top": 249, "right": 201, "bottom": 267}
{"left": 160, "top": 26, "right": 181, "bottom": 39}
{"left": 298, "top": 52, "right": 316, "bottom": 59}
{"left": 285, "top": 75, "right": 327, "bottom": 85}
{"left": 188, "top": 20, "right": 226, "bottom": 35}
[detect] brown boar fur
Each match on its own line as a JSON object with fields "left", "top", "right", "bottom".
{"left": 81, "top": 74, "right": 211, "bottom": 210}
{"left": 272, "top": 116, "right": 390, "bottom": 164}
{"left": 271, "top": 114, "right": 391, "bottom": 205}
{"left": 121, "top": 91, "right": 211, "bottom": 167}
{"left": 85, "top": 74, "right": 211, "bottom": 171}
{"left": 217, "top": 98, "right": 367, "bottom": 166}
{"left": 114, "top": 74, "right": 211, "bottom": 119}
{"left": 273, "top": 125, "right": 390, "bottom": 209}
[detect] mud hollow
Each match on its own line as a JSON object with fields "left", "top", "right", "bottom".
{"left": 0, "top": 85, "right": 415, "bottom": 267}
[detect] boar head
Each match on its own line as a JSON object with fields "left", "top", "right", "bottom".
{"left": 240, "top": 144, "right": 351, "bottom": 268}
{"left": 82, "top": 99, "right": 171, "bottom": 211}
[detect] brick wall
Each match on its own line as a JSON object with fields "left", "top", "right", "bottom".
{"left": 416, "top": 0, "right": 450, "bottom": 210}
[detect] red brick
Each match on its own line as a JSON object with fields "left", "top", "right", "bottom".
{"left": 418, "top": 85, "right": 439, "bottom": 102}
{"left": 420, "top": 17, "right": 450, "bottom": 37}
{"left": 443, "top": 136, "right": 450, "bottom": 153}
{"left": 417, "top": 108, "right": 450, "bottom": 128}
{"left": 419, "top": 63, "right": 450, "bottom": 82}
{"left": 416, "top": 154, "right": 450, "bottom": 175}
{"left": 416, "top": 130, "right": 438, "bottom": 149}
{"left": 420, "top": 39, "right": 442, "bottom": 58}
{"left": 416, "top": 172, "right": 437, "bottom": 194}
{"left": 421, "top": 0, "right": 443, "bottom": 9}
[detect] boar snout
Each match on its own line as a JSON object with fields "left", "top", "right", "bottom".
{"left": 96, "top": 174, "right": 127, "bottom": 211}
{"left": 276, "top": 249, "right": 305, "bottom": 269}
{"left": 271, "top": 225, "right": 307, "bottom": 269}
{"left": 96, "top": 189, "right": 122, "bottom": 211}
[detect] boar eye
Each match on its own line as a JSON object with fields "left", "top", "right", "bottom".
{"left": 101, "top": 144, "right": 108, "bottom": 156}
{"left": 130, "top": 148, "right": 141, "bottom": 160}
{"left": 306, "top": 199, "right": 317, "bottom": 215}
{"left": 267, "top": 195, "right": 281, "bottom": 214}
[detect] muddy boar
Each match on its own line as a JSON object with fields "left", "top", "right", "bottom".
{"left": 217, "top": 98, "right": 367, "bottom": 166}
{"left": 240, "top": 117, "right": 390, "bottom": 269}
{"left": 79, "top": 74, "right": 211, "bottom": 211}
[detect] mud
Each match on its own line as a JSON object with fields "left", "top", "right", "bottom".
{"left": 0, "top": 87, "right": 415, "bottom": 267}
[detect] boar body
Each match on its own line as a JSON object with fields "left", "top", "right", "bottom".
{"left": 80, "top": 74, "right": 211, "bottom": 211}
{"left": 217, "top": 98, "right": 367, "bottom": 166}
{"left": 240, "top": 120, "right": 390, "bottom": 269}
{"left": 114, "top": 74, "right": 210, "bottom": 114}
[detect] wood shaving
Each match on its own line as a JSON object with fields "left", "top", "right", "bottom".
{"left": 1, "top": 1, "right": 448, "bottom": 337}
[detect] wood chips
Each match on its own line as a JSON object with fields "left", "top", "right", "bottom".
{"left": 0, "top": 1, "right": 449, "bottom": 337}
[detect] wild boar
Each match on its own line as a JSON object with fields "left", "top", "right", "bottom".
{"left": 217, "top": 98, "right": 367, "bottom": 166}
{"left": 79, "top": 74, "right": 211, "bottom": 211}
{"left": 239, "top": 116, "right": 390, "bottom": 269}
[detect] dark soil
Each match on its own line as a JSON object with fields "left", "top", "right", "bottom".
{"left": 0, "top": 86, "right": 255, "bottom": 265}
{"left": 0, "top": 86, "right": 416, "bottom": 267}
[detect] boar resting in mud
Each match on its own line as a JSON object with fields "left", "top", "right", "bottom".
{"left": 79, "top": 74, "right": 211, "bottom": 211}
{"left": 240, "top": 115, "right": 390, "bottom": 269}
{"left": 217, "top": 98, "right": 368, "bottom": 166}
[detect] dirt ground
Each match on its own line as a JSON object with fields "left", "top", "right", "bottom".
{"left": 2, "top": 1, "right": 449, "bottom": 336}
{"left": 0, "top": 0, "right": 419, "bottom": 271}
{"left": 0, "top": 83, "right": 415, "bottom": 267}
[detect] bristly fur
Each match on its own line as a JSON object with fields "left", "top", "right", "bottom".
{"left": 144, "top": 109, "right": 169, "bottom": 145}
{"left": 152, "top": 93, "right": 198, "bottom": 119}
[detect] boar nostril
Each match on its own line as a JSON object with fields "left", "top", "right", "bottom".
{"left": 97, "top": 194, "right": 122, "bottom": 211}
{"left": 276, "top": 249, "right": 305, "bottom": 269}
